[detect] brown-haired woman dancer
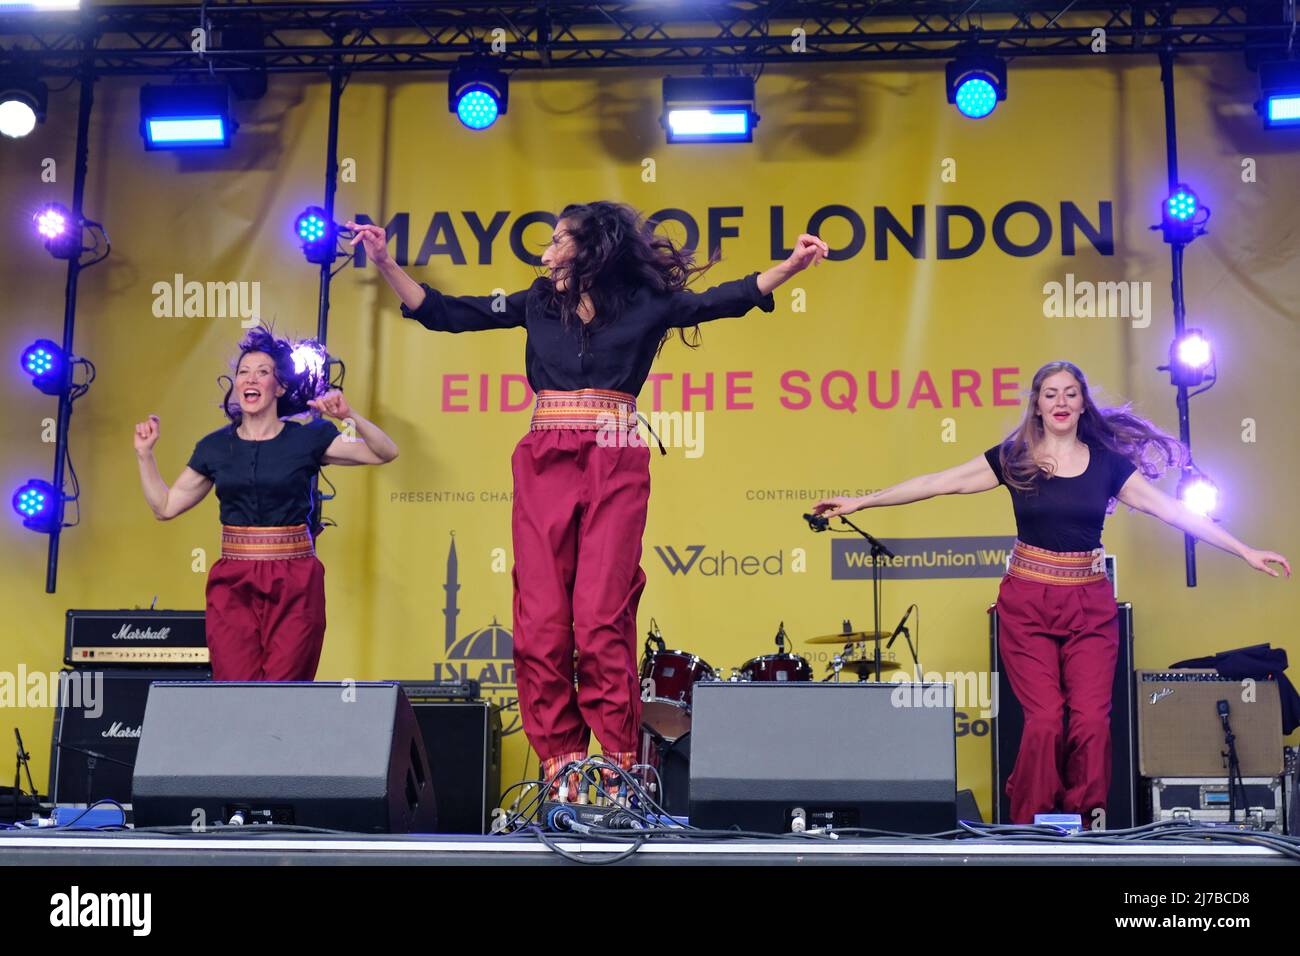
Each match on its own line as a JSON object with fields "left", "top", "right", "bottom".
{"left": 814, "top": 360, "right": 1289, "bottom": 825}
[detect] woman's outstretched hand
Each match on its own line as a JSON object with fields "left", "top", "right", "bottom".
{"left": 346, "top": 221, "right": 390, "bottom": 265}
{"left": 1242, "top": 548, "right": 1291, "bottom": 578}
{"left": 813, "top": 495, "right": 867, "bottom": 519}
{"left": 783, "top": 234, "right": 830, "bottom": 274}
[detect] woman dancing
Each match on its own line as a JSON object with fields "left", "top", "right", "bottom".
{"left": 349, "top": 202, "right": 827, "bottom": 799}
{"left": 814, "top": 360, "right": 1289, "bottom": 825}
{"left": 133, "top": 326, "right": 399, "bottom": 681}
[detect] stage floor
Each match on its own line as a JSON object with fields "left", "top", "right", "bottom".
{"left": 1, "top": 830, "right": 1293, "bottom": 866}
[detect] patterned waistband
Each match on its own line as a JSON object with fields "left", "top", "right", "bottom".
{"left": 529, "top": 388, "right": 637, "bottom": 431}
{"left": 221, "top": 524, "right": 315, "bottom": 560}
{"left": 1007, "top": 539, "right": 1107, "bottom": 586}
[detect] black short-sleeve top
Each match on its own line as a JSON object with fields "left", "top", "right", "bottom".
{"left": 399, "top": 272, "right": 776, "bottom": 395}
{"left": 187, "top": 418, "right": 339, "bottom": 527}
{"left": 983, "top": 442, "right": 1137, "bottom": 552}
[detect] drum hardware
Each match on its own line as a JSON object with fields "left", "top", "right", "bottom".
{"left": 802, "top": 511, "right": 894, "bottom": 683}
{"left": 807, "top": 628, "right": 892, "bottom": 645}
{"left": 832, "top": 658, "right": 905, "bottom": 680}
{"left": 640, "top": 619, "right": 714, "bottom": 742}
{"left": 738, "top": 621, "right": 814, "bottom": 683}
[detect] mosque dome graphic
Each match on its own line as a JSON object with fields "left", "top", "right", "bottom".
{"left": 439, "top": 532, "right": 520, "bottom": 735}
{"left": 448, "top": 617, "right": 513, "bottom": 660}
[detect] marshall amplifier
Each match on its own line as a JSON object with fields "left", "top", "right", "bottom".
{"left": 989, "top": 602, "right": 1138, "bottom": 828}
{"left": 49, "top": 668, "right": 211, "bottom": 804}
{"left": 65, "top": 609, "right": 209, "bottom": 667}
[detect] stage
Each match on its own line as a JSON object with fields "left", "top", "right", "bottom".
{"left": 1, "top": 829, "right": 1294, "bottom": 867}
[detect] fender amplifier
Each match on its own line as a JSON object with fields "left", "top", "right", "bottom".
{"left": 1137, "top": 670, "right": 1283, "bottom": 777}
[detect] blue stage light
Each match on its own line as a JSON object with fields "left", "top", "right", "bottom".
{"left": 20, "top": 339, "right": 69, "bottom": 395}
{"left": 946, "top": 56, "right": 1007, "bottom": 119}
{"left": 33, "top": 202, "right": 80, "bottom": 259}
{"left": 955, "top": 77, "right": 998, "bottom": 118}
{"left": 1259, "top": 61, "right": 1300, "bottom": 129}
{"left": 139, "top": 84, "right": 236, "bottom": 149}
{"left": 1167, "top": 188, "right": 1197, "bottom": 222}
{"left": 449, "top": 64, "right": 508, "bottom": 131}
{"left": 1160, "top": 184, "right": 1203, "bottom": 244}
{"left": 661, "top": 76, "right": 758, "bottom": 144}
{"left": 1163, "top": 329, "right": 1215, "bottom": 389}
{"left": 12, "top": 479, "right": 60, "bottom": 533}
{"left": 456, "top": 87, "right": 500, "bottom": 130}
{"left": 294, "top": 206, "right": 338, "bottom": 264}
{"left": 665, "top": 108, "right": 752, "bottom": 141}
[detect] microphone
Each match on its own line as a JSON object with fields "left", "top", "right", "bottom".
{"left": 886, "top": 605, "right": 915, "bottom": 649}
{"left": 1216, "top": 699, "right": 1230, "bottom": 727}
{"left": 803, "top": 512, "right": 830, "bottom": 532}
{"left": 644, "top": 618, "right": 666, "bottom": 658}
{"left": 775, "top": 621, "right": 787, "bottom": 652}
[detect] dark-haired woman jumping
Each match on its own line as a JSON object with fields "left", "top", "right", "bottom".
{"left": 133, "top": 326, "right": 399, "bottom": 681}
{"left": 351, "top": 202, "right": 827, "bottom": 798}
{"left": 814, "top": 360, "right": 1289, "bottom": 825}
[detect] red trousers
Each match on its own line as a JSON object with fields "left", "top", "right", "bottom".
{"left": 995, "top": 574, "right": 1119, "bottom": 824}
{"left": 510, "top": 430, "right": 650, "bottom": 765}
{"left": 205, "top": 556, "right": 327, "bottom": 681}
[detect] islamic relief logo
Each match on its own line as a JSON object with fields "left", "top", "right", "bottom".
{"left": 434, "top": 533, "right": 521, "bottom": 735}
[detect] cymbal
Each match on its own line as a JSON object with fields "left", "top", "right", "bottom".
{"left": 832, "top": 658, "right": 904, "bottom": 676}
{"left": 806, "top": 631, "right": 892, "bottom": 645}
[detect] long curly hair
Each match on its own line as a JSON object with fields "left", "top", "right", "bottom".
{"left": 545, "top": 200, "right": 719, "bottom": 352}
{"left": 218, "top": 324, "right": 330, "bottom": 424}
{"left": 995, "top": 360, "right": 1189, "bottom": 495}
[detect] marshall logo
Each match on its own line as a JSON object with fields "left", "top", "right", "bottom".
{"left": 101, "top": 722, "right": 142, "bottom": 739}
{"left": 1148, "top": 688, "right": 1174, "bottom": 705}
{"left": 111, "top": 624, "right": 171, "bottom": 642}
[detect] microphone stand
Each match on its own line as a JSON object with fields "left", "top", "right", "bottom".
{"left": 1217, "top": 701, "right": 1245, "bottom": 824}
{"left": 835, "top": 515, "right": 894, "bottom": 683}
{"left": 888, "top": 612, "right": 922, "bottom": 681}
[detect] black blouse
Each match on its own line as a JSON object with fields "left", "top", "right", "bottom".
{"left": 984, "top": 442, "right": 1137, "bottom": 552}
{"left": 399, "top": 272, "right": 776, "bottom": 395}
{"left": 188, "top": 418, "right": 339, "bottom": 527}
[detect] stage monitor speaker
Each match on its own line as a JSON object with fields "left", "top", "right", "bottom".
{"left": 989, "top": 602, "right": 1137, "bottom": 828}
{"left": 689, "top": 682, "right": 957, "bottom": 834}
{"left": 49, "top": 667, "right": 210, "bottom": 805}
{"left": 132, "top": 682, "right": 436, "bottom": 833}
{"left": 405, "top": 697, "right": 502, "bottom": 834}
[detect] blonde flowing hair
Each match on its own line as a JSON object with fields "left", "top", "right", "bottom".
{"left": 995, "top": 360, "right": 1188, "bottom": 495}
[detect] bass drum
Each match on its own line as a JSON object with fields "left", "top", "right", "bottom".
{"left": 739, "top": 653, "right": 813, "bottom": 683}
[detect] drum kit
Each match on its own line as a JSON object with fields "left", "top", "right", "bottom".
{"left": 639, "top": 618, "right": 907, "bottom": 743}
